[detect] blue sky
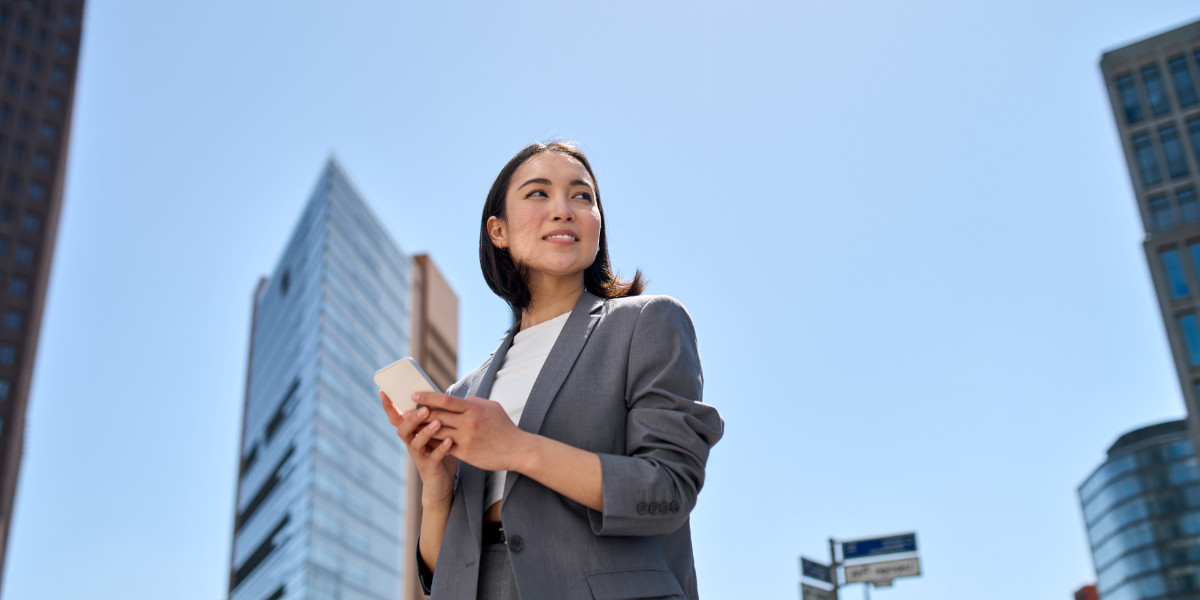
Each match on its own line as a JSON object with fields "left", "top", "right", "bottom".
{"left": 4, "top": 1, "right": 1200, "bottom": 599}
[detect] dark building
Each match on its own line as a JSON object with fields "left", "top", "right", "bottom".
{"left": 1080, "top": 420, "right": 1200, "bottom": 600}
{"left": 0, "top": 0, "right": 84, "bottom": 590}
{"left": 1100, "top": 19, "right": 1200, "bottom": 451}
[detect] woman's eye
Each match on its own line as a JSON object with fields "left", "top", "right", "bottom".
{"left": 525, "top": 190, "right": 547, "bottom": 198}
{"left": 573, "top": 192, "right": 593, "bottom": 202}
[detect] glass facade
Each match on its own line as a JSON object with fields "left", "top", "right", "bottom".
{"left": 1119, "top": 74, "right": 1144, "bottom": 124}
{"left": 1136, "top": 133, "right": 1164, "bottom": 188}
{"left": 1081, "top": 421, "right": 1200, "bottom": 600}
{"left": 1162, "top": 249, "right": 1189, "bottom": 298}
{"left": 1169, "top": 56, "right": 1198, "bottom": 108}
{"left": 230, "top": 159, "right": 414, "bottom": 600}
{"left": 1144, "top": 65, "right": 1172, "bottom": 116}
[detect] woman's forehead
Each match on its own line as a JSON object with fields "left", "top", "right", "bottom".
{"left": 512, "top": 151, "right": 593, "bottom": 184}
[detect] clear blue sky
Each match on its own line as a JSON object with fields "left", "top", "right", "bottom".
{"left": 4, "top": 1, "right": 1200, "bottom": 599}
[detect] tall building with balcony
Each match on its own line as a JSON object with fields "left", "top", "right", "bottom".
{"left": 1101, "top": 20, "right": 1200, "bottom": 449}
{"left": 1080, "top": 420, "right": 1200, "bottom": 600}
{"left": 229, "top": 158, "right": 458, "bottom": 600}
{"left": 0, "top": 0, "right": 85, "bottom": 590}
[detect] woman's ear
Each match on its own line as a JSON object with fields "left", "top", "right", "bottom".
{"left": 486, "top": 216, "right": 507, "bottom": 249}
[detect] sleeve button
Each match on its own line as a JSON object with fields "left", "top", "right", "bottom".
{"left": 649, "top": 502, "right": 659, "bottom": 514}
{"left": 508, "top": 535, "right": 524, "bottom": 553}
{"left": 637, "top": 502, "right": 648, "bottom": 515}
{"left": 670, "top": 501, "right": 681, "bottom": 513}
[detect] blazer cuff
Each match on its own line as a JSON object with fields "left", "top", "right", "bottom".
{"left": 415, "top": 536, "right": 434, "bottom": 595}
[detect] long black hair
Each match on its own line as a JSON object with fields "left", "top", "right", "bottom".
{"left": 479, "top": 141, "right": 645, "bottom": 323}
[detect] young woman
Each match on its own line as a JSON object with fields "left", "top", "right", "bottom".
{"left": 381, "top": 142, "right": 723, "bottom": 599}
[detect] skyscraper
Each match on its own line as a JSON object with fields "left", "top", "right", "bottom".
{"left": 0, "top": 0, "right": 85, "bottom": 590}
{"left": 229, "top": 158, "right": 457, "bottom": 600}
{"left": 1078, "top": 420, "right": 1200, "bottom": 599}
{"left": 1101, "top": 19, "right": 1200, "bottom": 449}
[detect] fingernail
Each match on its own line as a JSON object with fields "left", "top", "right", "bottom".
{"left": 412, "top": 392, "right": 421, "bottom": 402}
{"left": 418, "top": 407, "right": 428, "bottom": 418}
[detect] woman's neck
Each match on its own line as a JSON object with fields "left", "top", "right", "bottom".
{"left": 521, "top": 276, "right": 584, "bottom": 330}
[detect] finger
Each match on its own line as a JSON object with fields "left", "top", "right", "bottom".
{"left": 380, "top": 393, "right": 403, "bottom": 426}
{"left": 429, "top": 437, "right": 453, "bottom": 461}
{"left": 397, "top": 406, "right": 433, "bottom": 439}
{"left": 413, "top": 392, "right": 472, "bottom": 413}
{"left": 411, "top": 418, "right": 442, "bottom": 451}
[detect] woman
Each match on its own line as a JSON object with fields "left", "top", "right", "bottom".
{"left": 381, "top": 142, "right": 723, "bottom": 599}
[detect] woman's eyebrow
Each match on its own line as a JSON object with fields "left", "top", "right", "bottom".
{"left": 517, "top": 177, "right": 595, "bottom": 190}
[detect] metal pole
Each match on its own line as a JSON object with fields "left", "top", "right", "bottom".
{"left": 829, "top": 538, "right": 839, "bottom": 600}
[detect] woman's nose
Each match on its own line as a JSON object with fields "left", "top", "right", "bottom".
{"left": 551, "top": 198, "right": 575, "bottom": 221}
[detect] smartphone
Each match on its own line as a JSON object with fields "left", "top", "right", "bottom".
{"left": 374, "top": 357, "right": 442, "bottom": 414}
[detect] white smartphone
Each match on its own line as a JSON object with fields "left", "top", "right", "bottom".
{"left": 374, "top": 357, "right": 442, "bottom": 414}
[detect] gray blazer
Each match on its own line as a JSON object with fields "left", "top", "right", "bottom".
{"left": 421, "top": 291, "right": 724, "bottom": 600}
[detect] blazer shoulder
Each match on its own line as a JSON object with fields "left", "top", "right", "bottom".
{"left": 602, "top": 293, "right": 691, "bottom": 317}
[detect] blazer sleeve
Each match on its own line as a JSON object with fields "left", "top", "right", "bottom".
{"left": 588, "top": 295, "right": 724, "bottom": 536}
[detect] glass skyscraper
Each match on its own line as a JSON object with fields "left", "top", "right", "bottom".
{"left": 1080, "top": 420, "right": 1200, "bottom": 600}
{"left": 229, "top": 158, "right": 458, "bottom": 600}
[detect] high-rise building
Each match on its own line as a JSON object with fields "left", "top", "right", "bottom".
{"left": 0, "top": 0, "right": 85, "bottom": 590}
{"left": 1101, "top": 20, "right": 1200, "bottom": 449}
{"left": 229, "top": 158, "right": 457, "bottom": 600}
{"left": 1079, "top": 420, "right": 1200, "bottom": 600}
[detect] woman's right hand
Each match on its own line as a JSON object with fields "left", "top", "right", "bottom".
{"left": 380, "top": 391, "right": 458, "bottom": 506}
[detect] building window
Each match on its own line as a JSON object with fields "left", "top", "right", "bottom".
{"left": 50, "top": 66, "right": 65, "bottom": 84}
{"left": 45, "top": 94, "right": 60, "bottom": 112}
{"left": 33, "top": 151, "right": 50, "bottom": 171}
{"left": 10, "top": 277, "right": 27, "bottom": 297}
{"left": 28, "top": 55, "right": 39, "bottom": 73}
{"left": 38, "top": 122, "right": 54, "bottom": 141}
{"left": 21, "top": 84, "right": 33, "bottom": 102}
{"left": 0, "top": 345, "right": 16, "bottom": 366}
{"left": 1164, "top": 249, "right": 1190, "bottom": 298}
{"left": 54, "top": 40, "right": 70, "bottom": 56}
{"left": 15, "top": 18, "right": 28, "bottom": 36}
{"left": 10, "top": 142, "right": 23, "bottom": 162}
{"left": 5, "top": 310, "right": 23, "bottom": 331}
{"left": 16, "top": 244, "right": 33, "bottom": 265}
{"left": 61, "top": 14, "right": 77, "bottom": 29}
{"left": 1170, "top": 56, "right": 1199, "bottom": 108}
{"left": 4, "top": 75, "right": 17, "bottom": 94}
{"left": 1118, "top": 74, "right": 1143, "bottom": 124}
{"left": 9, "top": 46, "right": 22, "bottom": 65}
{"left": 1135, "top": 133, "right": 1163, "bottom": 187}
{"left": 1142, "top": 64, "right": 1171, "bottom": 114}
{"left": 1181, "top": 314, "right": 1200, "bottom": 366}
{"left": 28, "top": 181, "right": 45, "bottom": 201}
{"left": 1181, "top": 187, "right": 1200, "bottom": 222}
{"left": 5, "top": 173, "right": 17, "bottom": 191}
{"left": 0, "top": 235, "right": 10, "bottom": 256}
{"left": 1189, "top": 117, "right": 1200, "bottom": 167}
{"left": 1150, "top": 194, "right": 1174, "bottom": 229}
{"left": 21, "top": 213, "right": 38, "bottom": 233}
{"left": 0, "top": 379, "right": 9, "bottom": 400}
{"left": 1162, "top": 126, "right": 1190, "bottom": 179}
{"left": 17, "top": 112, "right": 30, "bottom": 130}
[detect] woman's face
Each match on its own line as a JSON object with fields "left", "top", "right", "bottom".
{"left": 488, "top": 151, "right": 602, "bottom": 287}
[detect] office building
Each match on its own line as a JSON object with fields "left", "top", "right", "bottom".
{"left": 0, "top": 0, "right": 84, "bottom": 590}
{"left": 229, "top": 158, "right": 457, "bottom": 600}
{"left": 1101, "top": 20, "right": 1200, "bottom": 449}
{"left": 1079, "top": 420, "right": 1200, "bottom": 600}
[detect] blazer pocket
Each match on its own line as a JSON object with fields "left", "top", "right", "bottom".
{"left": 585, "top": 569, "right": 686, "bottom": 600}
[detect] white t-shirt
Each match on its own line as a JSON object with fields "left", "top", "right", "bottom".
{"left": 483, "top": 311, "right": 571, "bottom": 510}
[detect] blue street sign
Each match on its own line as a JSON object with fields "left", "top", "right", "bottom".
{"left": 801, "top": 557, "right": 832, "bottom": 584}
{"left": 841, "top": 533, "right": 917, "bottom": 560}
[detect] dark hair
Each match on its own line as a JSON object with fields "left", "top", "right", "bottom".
{"left": 479, "top": 141, "right": 644, "bottom": 321}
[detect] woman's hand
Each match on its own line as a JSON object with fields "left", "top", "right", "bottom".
{"left": 380, "top": 391, "right": 457, "bottom": 505}
{"left": 413, "top": 392, "right": 530, "bottom": 473}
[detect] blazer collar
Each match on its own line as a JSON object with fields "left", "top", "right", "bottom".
{"left": 463, "top": 291, "right": 606, "bottom": 522}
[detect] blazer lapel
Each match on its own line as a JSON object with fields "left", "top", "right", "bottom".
{"left": 504, "top": 291, "right": 605, "bottom": 499}
{"left": 460, "top": 331, "right": 516, "bottom": 545}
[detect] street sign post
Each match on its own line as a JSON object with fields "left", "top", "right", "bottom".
{"left": 843, "top": 557, "right": 921, "bottom": 584}
{"left": 801, "top": 583, "right": 836, "bottom": 600}
{"left": 801, "top": 557, "right": 833, "bottom": 584}
{"left": 841, "top": 533, "right": 917, "bottom": 560}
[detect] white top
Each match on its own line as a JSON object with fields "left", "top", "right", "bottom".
{"left": 483, "top": 311, "right": 571, "bottom": 510}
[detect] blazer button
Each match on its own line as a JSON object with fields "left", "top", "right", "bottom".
{"left": 508, "top": 535, "right": 524, "bottom": 553}
{"left": 670, "top": 501, "right": 680, "bottom": 513}
{"left": 649, "top": 502, "right": 659, "bottom": 514}
{"left": 637, "top": 502, "right": 648, "bottom": 515}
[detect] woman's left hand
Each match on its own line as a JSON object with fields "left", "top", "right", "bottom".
{"left": 414, "top": 392, "right": 530, "bottom": 473}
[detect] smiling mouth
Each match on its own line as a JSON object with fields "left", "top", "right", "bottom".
{"left": 544, "top": 234, "right": 578, "bottom": 242}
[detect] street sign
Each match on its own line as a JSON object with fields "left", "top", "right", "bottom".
{"left": 843, "top": 557, "right": 921, "bottom": 584}
{"left": 841, "top": 533, "right": 917, "bottom": 560}
{"left": 801, "top": 557, "right": 833, "bottom": 584}
{"left": 801, "top": 583, "right": 836, "bottom": 600}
